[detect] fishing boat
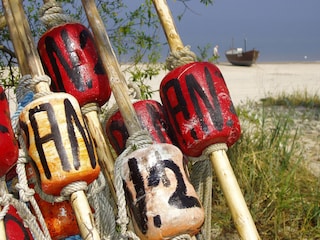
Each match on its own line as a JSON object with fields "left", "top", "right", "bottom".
{"left": 225, "top": 39, "right": 259, "bottom": 66}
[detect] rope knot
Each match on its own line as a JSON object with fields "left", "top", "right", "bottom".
{"left": 61, "top": 181, "right": 88, "bottom": 197}
{"left": 125, "top": 129, "right": 153, "bottom": 151}
{"left": 0, "top": 183, "right": 12, "bottom": 220}
{"left": 203, "top": 143, "right": 228, "bottom": 157}
{"left": 16, "top": 183, "right": 35, "bottom": 202}
{"left": 81, "top": 102, "right": 100, "bottom": 115}
{"left": 166, "top": 45, "right": 197, "bottom": 70}
{"left": 32, "top": 74, "right": 51, "bottom": 87}
{"left": 39, "top": 1, "right": 75, "bottom": 29}
{"left": 0, "top": 192, "right": 12, "bottom": 207}
{"left": 16, "top": 74, "right": 33, "bottom": 104}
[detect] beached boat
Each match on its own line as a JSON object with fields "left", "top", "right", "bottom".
{"left": 225, "top": 48, "right": 259, "bottom": 66}
{"left": 225, "top": 39, "right": 259, "bottom": 66}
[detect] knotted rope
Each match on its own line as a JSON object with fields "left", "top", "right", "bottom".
{"left": 87, "top": 173, "right": 117, "bottom": 240}
{"left": 39, "top": 1, "right": 76, "bottom": 29}
{"left": 11, "top": 75, "right": 53, "bottom": 239}
{"left": 0, "top": 178, "right": 11, "bottom": 222}
{"left": 15, "top": 150, "right": 52, "bottom": 240}
{"left": 38, "top": 2, "right": 119, "bottom": 238}
{"left": 114, "top": 130, "right": 152, "bottom": 239}
{"left": 165, "top": 45, "right": 197, "bottom": 71}
{"left": 187, "top": 143, "right": 228, "bottom": 240}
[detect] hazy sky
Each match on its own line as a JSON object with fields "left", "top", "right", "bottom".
{"left": 156, "top": 0, "right": 320, "bottom": 62}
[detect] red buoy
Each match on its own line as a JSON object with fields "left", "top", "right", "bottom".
{"left": 106, "top": 100, "right": 173, "bottom": 155}
{"left": 38, "top": 23, "right": 111, "bottom": 107}
{"left": 0, "top": 86, "right": 18, "bottom": 177}
{"left": 160, "top": 62, "right": 241, "bottom": 157}
{"left": 4, "top": 205, "right": 34, "bottom": 240}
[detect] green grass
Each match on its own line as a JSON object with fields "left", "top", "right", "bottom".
{"left": 211, "top": 92, "right": 320, "bottom": 239}
{"left": 261, "top": 90, "right": 320, "bottom": 108}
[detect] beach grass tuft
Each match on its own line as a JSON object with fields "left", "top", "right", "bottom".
{"left": 261, "top": 89, "right": 320, "bottom": 108}
{"left": 211, "top": 93, "right": 320, "bottom": 239}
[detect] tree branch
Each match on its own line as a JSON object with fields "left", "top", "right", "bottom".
{"left": 0, "top": 45, "right": 16, "bottom": 58}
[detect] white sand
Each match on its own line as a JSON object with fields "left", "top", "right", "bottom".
{"left": 142, "top": 62, "right": 320, "bottom": 106}
{"left": 4, "top": 62, "right": 319, "bottom": 114}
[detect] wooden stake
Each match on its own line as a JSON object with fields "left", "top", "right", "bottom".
{"left": 38, "top": 0, "right": 117, "bottom": 203}
{"left": 81, "top": 0, "right": 143, "bottom": 136}
{"left": 83, "top": 109, "right": 117, "bottom": 201}
{"left": 152, "top": 0, "right": 184, "bottom": 52}
{"left": 152, "top": 0, "right": 261, "bottom": 239}
{"left": 2, "top": 8, "right": 28, "bottom": 74}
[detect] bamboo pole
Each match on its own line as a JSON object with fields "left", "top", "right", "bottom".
{"left": 152, "top": 0, "right": 184, "bottom": 52}
{"left": 152, "top": 0, "right": 261, "bottom": 239}
{"left": 83, "top": 110, "right": 117, "bottom": 201}
{"left": 38, "top": 0, "right": 117, "bottom": 203}
{"left": 1, "top": 10, "right": 28, "bottom": 74}
{"left": 81, "top": 0, "right": 142, "bottom": 136}
{"left": 4, "top": 0, "right": 49, "bottom": 93}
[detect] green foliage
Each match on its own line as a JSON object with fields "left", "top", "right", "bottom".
{"left": 0, "top": 1, "right": 215, "bottom": 98}
{"left": 127, "top": 63, "right": 163, "bottom": 100}
{"left": 261, "top": 90, "right": 320, "bottom": 108}
{"left": 196, "top": 43, "right": 217, "bottom": 62}
{"left": 0, "top": 0, "right": 162, "bottom": 97}
{"left": 212, "top": 99, "right": 320, "bottom": 239}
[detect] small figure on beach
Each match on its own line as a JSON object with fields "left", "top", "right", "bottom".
{"left": 213, "top": 45, "right": 220, "bottom": 63}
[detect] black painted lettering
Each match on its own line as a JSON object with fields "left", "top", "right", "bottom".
{"left": 127, "top": 158, "right": 148, "bottom": 234}
{"left": 153, "top": 215, "right": 162, "bottom": 228}
{"left": 185, "top": 66, "right": 223, "bottom": 133}
{"left": 126, "top": 156, "right": 201, "bottom": 233}
{"left": 144, "top": 102, "right": 167, "bottom": 143}
{"left": 5, "top": 214, "right": 32, "bottom": 240}
{"left": 0, "top": 125, "right": 8, "bottom": 133}
{"left": 29, "top": 103, "right": 68, "bottom": 179}
{"left": 161, "top": 78, "right": 190, "bottom": 136}
{"left": 79, "top": 30, "right": 105, "bottom": 76}
{"left": 64, "top": 99, "right": 97, "bottom": 169}
{"left": 43, "top": 29, "right": 96, "bottom": 92}
{"left": 108, "top": 120, "right": 129, "bottom": 153}
{"left": 0, "top": 90, "right": 6, "bottom": 100}
{"left": 148, "top": 159, "right": 201, "bottom": 209}
{"left": 25, "top": 99, "right": 97, "bottom": 180}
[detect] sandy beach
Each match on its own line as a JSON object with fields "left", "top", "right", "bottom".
{"left": 4, "top": 62, "right": 319, "bottom": 111}
{"left": 142, "top": 62, "right": 320, "bottom": 106}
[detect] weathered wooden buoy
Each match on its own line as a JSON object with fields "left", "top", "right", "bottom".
{"left": 160, "top": 62, "right": 241, "bottom": 157}
{"left": 106, "top": 100, "right": 173, "bottom": 155}
{"left": 38, "top": 23, "right": 111, "bottom": 107}
{"left": 160, "top": 61, "right": 261, "bottom": 239}
{"left": 1, "top": 86, "right": 31, "bottom": 240}
{"left": 19, "top": 93, "right": 100, "bottom": 196}
{"left": 26, "top": 163, "right": 80, "bottom": 240}
{"left": 0, "top": 86, "right": 19, "bottom": 177}
{"left": 4, "top": 205, "right": 34, "bottom": 240}
{"left": 121, "top": 143, "right": 204, "bottom": 239}
{"left": 38, "top": 22, "right": 116, "bottom": 201}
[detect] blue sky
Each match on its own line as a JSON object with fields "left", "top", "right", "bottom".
{"left": 156, "top": 0, "right": 320, "bottom": 62}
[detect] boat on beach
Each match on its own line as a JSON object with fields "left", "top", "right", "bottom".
{"left": 225, "top": 39, "right": 259, "bottom": 66}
